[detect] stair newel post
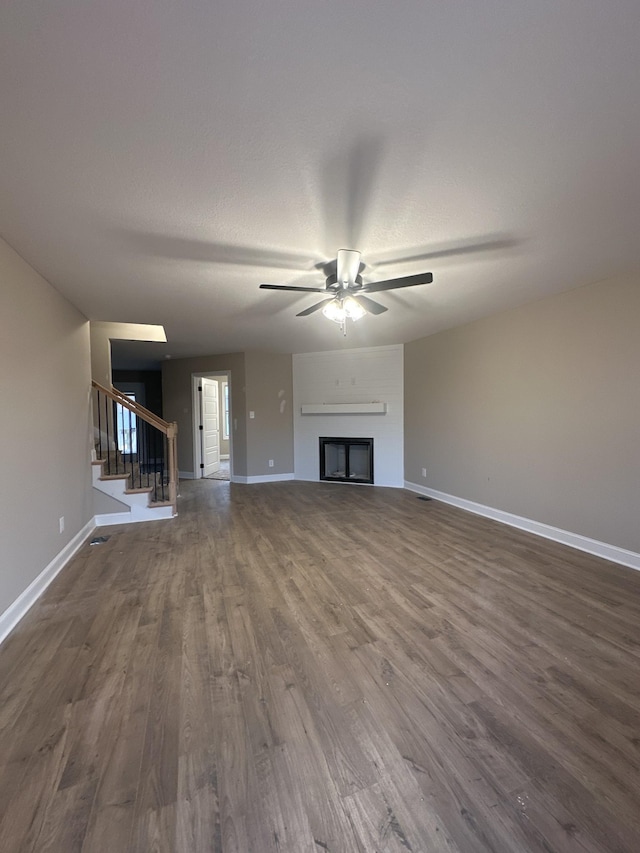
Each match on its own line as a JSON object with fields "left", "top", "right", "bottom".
{"left": 167, "top": 422, "right": 178, "bottom": 516}
{"left": 149, "top": 421, "right": 155, "bottom": 493}
{"left": 120, "top": 404, "right": 125, "bottom": 472}
{"left": 155, "top": 433, "right": 162, "bottom": 501}
{"left": 96, "top": 386, "right": 103, "bottom": 461}
{"left": 151, "top": 424, "right": 157, "bottom": 500}
{"left": 140, "top": 418, "right": 146, "bottom": 491}
{"left": 128, "top": 405, "right": 134, "bottom": 485}
{"left": 149, "top": 432, "right": 153, "bottom": 501}
{"left": 157, "top": 428, "right": 163, "bottom": 501}
{"left": 106, "top": 396, "right": 112, "bottom": 474}
{"left": 150, "top": 420, "right": 154, "bottom": 491}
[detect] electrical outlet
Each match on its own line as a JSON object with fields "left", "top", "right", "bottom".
{"left": 249, "top": 411, "right": 255, "bottom": 419}
{"left": 59, "top": 516, "right": 65, "bottom": 533}
{"left": 268, "top": 459, "right": 274, "bottom": 468}
{"left": 421, "top": 468, "right": 427, "bottom": 478}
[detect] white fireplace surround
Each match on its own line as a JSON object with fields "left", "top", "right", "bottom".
{"left": 293, "top": 345, "right": 404, "bottom": 488}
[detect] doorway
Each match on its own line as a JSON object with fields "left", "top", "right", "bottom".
{"left": 201, "top": 377, "right": 220, "bottom": 476}
{"left": 192, "top": 372, "right": 232, "bottom": 480}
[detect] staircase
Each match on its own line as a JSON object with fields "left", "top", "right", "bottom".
{"left": 92, "top": 381, "right": 178, "bottom": 521}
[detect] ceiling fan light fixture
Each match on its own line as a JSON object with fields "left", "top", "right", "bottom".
{"left": 322, "top": 295, "right": 366, "bottom": 325}
{"left": 342, "top": 295, "right": 366, "bottom": 321}
{"left": 322, "top": 298, "right": 346, "bottom": 324}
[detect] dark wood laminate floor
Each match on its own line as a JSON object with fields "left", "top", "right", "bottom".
{"left": 1, "top": 480, "right": 640, "bottom": 852}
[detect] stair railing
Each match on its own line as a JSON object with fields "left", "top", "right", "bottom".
{"left": 92, "top": 380, "right": 179, "bottom": 516}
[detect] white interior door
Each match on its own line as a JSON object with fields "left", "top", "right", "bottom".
{"left": 201, "top": 378, "right": 220, "bottom": 476}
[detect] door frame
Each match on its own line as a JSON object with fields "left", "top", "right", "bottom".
{"left": 192, "top": 371, "right": 232, "bottom": 479}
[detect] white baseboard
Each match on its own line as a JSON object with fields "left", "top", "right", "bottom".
{"left": 95, "top": 504, "right": 175, "bottom": 526}
{"left": 404, "top": 482, "right": 640, "bottom": 572}
{"left": 179, "top": 470, "right": 196, "bottom": 480}
{"left": 0, "top": 519, "right": 96, "bottom": 645}
{"left": 231, "top": 473, "right": 295, "bottom": 484}
{"left": 293, "top": 475, "right": 402, "bottom": 488}
{"left": 94, "top": 511, "right": 134, "bottom": 526}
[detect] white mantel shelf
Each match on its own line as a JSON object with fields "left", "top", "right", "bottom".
{"left": 301, "top": 403, "right": 387, "bottom": 415}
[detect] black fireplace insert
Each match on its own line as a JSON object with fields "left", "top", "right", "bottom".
{"left": 319, "top": 437, "right": 374, "bottom": 484}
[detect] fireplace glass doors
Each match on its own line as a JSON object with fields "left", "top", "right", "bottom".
{"left": 319, "top": 437, "right": 374, "bottom": 484}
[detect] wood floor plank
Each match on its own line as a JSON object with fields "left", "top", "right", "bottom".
{"left": 209, "top": 674, "right": 252, "bottom": 853}
{"left": 128, "top": 558, "right": 183, "bottom": 851}
{"left": 265, "top": 665, "right": 362, "bottom": 851}
{"left": 0, "top": 703, "right": 72, "bottom": 852}
{"left": 471, "top": 697, "right": 640, "bottom": 853}
{"left": 1, "top": 479, "right": 640, "bottom": 851}
{"left": 32, "top": 779, "right": 98, "bottom": 853}
{"left": 79, "top": 621, "right": 159, "bottom": 852}
{"left": 176, "top": 591, "right": 220, "bottom": 853}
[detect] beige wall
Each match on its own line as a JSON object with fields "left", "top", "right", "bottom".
{"left": 90, "top": 322, "right": 113, "bottom": 387}
{"left": 245, "top": 351, "right": 294, "bottom": 476}
{"left": 90, "top": 321, "right": 167, "bottom": 386}
{"left": 162, "top": 353, "right": 247, "bottom": 476}
{"left": 0, "top": 237, "right": 93, "bottom": 616}
{"left": 405, "top": 273, "right": 640, "bottom": 553}
{"left": 162, "top": 351, "right": 294, "bottom": 479}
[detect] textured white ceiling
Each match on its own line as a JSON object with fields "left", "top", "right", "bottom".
{"left": 2, "top": 1, "right": 640, "bottom": 366}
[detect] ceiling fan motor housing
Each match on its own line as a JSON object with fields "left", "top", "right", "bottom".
{"left": 325, "top": 273, "right": 363, "bottom": 290}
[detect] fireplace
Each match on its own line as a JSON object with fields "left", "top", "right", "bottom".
{"left": 319, "top": 437, "right": 374, "bottom": 484}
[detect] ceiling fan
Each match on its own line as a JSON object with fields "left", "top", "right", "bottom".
{"left": 259, "top": 248, "right": 433, "bottom": 333}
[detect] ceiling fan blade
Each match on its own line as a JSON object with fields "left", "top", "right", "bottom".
{"left": 352, "top": 294, "right": 388, "bottom": 315}
{"left": 336, "top": 249, "right": 361, "bottom": 287}
{"left": 259, "top": 284, "right": 327, "bottom": 293}
{"left": 296, "top": 299, "right": 332, "bottom": 317}
{"left": 361, "top": 271, "right": 433, "bottom": 293}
